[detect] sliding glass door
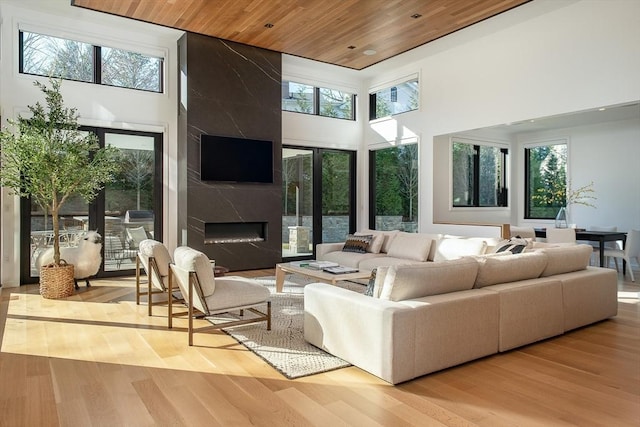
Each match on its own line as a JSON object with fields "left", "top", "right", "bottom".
{"left": 282, "top": 147, "right": 355, "bottom": 259}
{"left": 21, "top": 127, "right": 162, "bottom": 283}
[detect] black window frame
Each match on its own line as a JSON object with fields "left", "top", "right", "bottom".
{"left": 282, "top": 80, "right": 356, "bottom": 121}
{"left": 19, "top": 30, "right": 164, "bottom": 93}
{"left": 452, "top": 141, "right": 508, "bottom": 208}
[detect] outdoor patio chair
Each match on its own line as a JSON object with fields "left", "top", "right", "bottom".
{"left": 169, "top": 246, "right": 271, "bottom": 346}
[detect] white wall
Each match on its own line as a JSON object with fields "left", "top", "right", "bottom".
{"left": 515, "top": 117, "right": 640, "bottom": 232}
{"left": 0, "top": 0, "right": 182, "bottom": 286}
{"left": 357, "top": 0, "right": 640, "bottom": 236}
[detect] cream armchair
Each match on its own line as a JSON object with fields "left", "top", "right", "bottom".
{"left": 136, "top": 239, "right": 183, "bottom": 327}
{"left": 169, "top": 246, "right": 271, "bottom": 346}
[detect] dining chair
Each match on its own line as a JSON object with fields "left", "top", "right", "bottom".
{"left": 598, "top": 229, "right": 639, "bottom": 282}
{"left": 587, "top": 225, "right": 620, "bottom": 267}
{"left": 545, "top": 228, "right": 576, "bottom": 245}
{"left": 136, "top": 239, "right": 184, "bottom": 326}
{"left": 169, "top": 246, "right": 271, "bottom": 346}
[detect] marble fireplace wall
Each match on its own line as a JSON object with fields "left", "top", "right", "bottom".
{"left": 178, "top": 32, "right": 282, "bottom": 271}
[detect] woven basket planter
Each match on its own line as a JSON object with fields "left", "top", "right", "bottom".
{"left": 40, "top": 262, "right": 75, "bottom": 299}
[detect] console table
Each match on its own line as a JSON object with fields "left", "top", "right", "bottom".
{"left": 534, "top": 228, "right": 627, "bottom": 268}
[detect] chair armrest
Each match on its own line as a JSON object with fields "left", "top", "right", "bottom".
{"left": 315, "top": 242, "right": 345, "bottom": 259}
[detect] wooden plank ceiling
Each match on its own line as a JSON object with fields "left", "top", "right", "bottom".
{"left": 71, "top": 0, "right": 531, "bottom": 70}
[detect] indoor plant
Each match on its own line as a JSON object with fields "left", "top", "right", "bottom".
{"left": 0, "top": 79, "right": 121, "bottom": 297}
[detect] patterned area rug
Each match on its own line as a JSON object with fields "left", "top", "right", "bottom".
{"left": 216, "top": 274, "right": 365, "bottom": 380}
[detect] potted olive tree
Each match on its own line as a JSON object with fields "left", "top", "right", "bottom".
{"left": 0, "top": 79, "right": 121, "bottom": 298}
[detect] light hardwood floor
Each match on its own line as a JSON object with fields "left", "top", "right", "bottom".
{"left": 0, "top": 268, "right": 638, "bottom": 426}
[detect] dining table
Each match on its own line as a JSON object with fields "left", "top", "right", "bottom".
{"left": 534, "top": 228, "right": 627, "bottom": 269}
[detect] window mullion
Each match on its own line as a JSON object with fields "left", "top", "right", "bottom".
{"left": 473, "top": 145, "right": 480, "bottom": 206}
{"left": 94, "top": 46, "right": 101, "bottom": 85}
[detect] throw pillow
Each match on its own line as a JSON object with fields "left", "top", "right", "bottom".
{"left": 355, "top": 230, "right": 384, "bottom": 253}
{"left": 364, "top": 268, "right": 377, "bottom": 296}
{"left": 493, "top": 236, "right": 529, "bottom": 254}
{"left": 386, "top": 232, "right": 433, "bottom": 262}
{"left": 342, "top": 234, "right": 373, "bottom": 254}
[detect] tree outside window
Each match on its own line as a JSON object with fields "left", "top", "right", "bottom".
{"left": 370, "top": 144, "right": 418, "bottom": 232}
{"left": 525, "top": 142, "right": 567, "bottom": 219}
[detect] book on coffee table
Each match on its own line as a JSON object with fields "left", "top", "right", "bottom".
{"left": 322, "top": 266, "right": 359, "bottom": 274}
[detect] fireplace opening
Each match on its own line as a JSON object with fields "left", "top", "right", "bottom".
{"left": 204, "top": 222, "right": 267, "bottom": 244}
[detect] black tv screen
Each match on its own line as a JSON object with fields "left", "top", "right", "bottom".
{"left": 200, "top": 134, "right": 273, "bottom": 183}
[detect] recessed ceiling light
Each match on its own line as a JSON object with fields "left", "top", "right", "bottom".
{"left": 411, "top": 13, "right": 422, "bottom": 19}
{"left": 264, "top": 23, "right": 274, "bottom": 28}
{"left": 347, "top": 45, "right": 356, "bottom": 50}
{"left": 363, "top": 49, "right": 377, "bottom": 56}
{"left": 598, "top": 107, "right": 606, "bottom": 111}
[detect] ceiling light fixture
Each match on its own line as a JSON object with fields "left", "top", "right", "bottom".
{"left": 363, "top": 49, "right": 377, "bottom": 56}
{"left": 347, "top": 45, "right": 356, "bottom": 50}
{"left": 411, "top": 13, "right": 422, "bottom": 19}
{"left": 264, "top": 23, "right": 274, "bottom": 28}
{"left": 598, "top": 107, "right": 606, "bottom": 111}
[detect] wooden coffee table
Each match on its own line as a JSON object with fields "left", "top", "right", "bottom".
{"left": 274, "top": 262, "right": 371, "bottom": 293}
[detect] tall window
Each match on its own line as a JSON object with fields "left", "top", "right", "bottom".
{"left": 369, "top": 144, "right": 418, "bottom": 232}
{"left": 20, "top": 31, "right": 163, "bottom": 93}
{"left": 369, "top": 77, "right": 419, "bottom": 120}
{"left": 282, "top": 80, "right": 355, "bottom": 120}
{"left": 525, "top": 140, "right": 567, "bottom": 219}
{"left": 452, "top": 139, "right": 508, "bottom": 207}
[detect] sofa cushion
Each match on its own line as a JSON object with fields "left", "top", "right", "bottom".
{"left": 358, "top": 255, "right": 423, "bottom": 272}
{"left": 320, "top": 250, "right": 381, "bottom": 269}
{"left": 433, "top": 238, "right": 487, "bottom": 261}
{"left": 342, "top": 234, "right": 373, "bottom": 254}
{"left": 379, "top": 257, "right": 479, "bottom": 301}
{"left": 474, "top": 251, "right": 548, "bottom": 288}
{"left": 539, "top": 244, "right": 593, "bottom": 277}
{"left": 386, "top": 232, "right": 433, "bottom": 262}
{"left": 380, "top": 230, "right": 400, "bottom": 253}
{"left": 355, "top": 230, "right": 384, "bottom": 253}
{"left": 173, "top": 246, "right": 216, "bottom": 297}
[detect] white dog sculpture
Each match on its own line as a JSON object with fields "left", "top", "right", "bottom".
{"left": 37, "top": 230, "right": 103, "bottom": 289}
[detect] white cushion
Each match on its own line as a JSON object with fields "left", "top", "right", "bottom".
{"left": 380, "top": 230, "right": 400, "bottom": 253}
{"left": 203, "top": 276, "right": 270, "bottom": 312}
{"left": 433, "top": 238, "right": 487, "bottom": 262}
{"left": 379, "top": 257, "right": 479, "bottom": 301}
{"left": 386, "top": 232, "right": 433, "bottom": 262}
{"left": 539, "top": 244, "right": 592, "bottom": 277}
{"left": 173, "top": 246, "right": 216, "bottom": 297}
{"left": 474, "top": 251, "right": 547, "bottom": 288}
{"left": 138, "top": 239, "right": 172, "bottom": 290}
{"left": 126, "top": 226, "right": 148, "bottom": 248}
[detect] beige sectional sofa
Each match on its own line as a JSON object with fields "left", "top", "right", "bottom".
{"left": 316, "top": 230, "right": 499, "bottom": 272}
{"left": 304, "top": 244, "right": 618, "bottom": 384}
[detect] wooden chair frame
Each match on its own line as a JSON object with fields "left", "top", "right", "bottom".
{"left": 169, "top": 264, "right": 271, "bottom": 346}
{"left": 135, "top": 254, "right": 186, "bottom": 328}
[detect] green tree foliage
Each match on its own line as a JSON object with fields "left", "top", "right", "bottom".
{"left": 529, "top": 145, "right": 567, "bottom": 217}
{"left": 375, "top": 145, "right": 418, "bottom": 221}
{"left": 0, "top": 79, "right": 121, "bottom": 265}
{"left": 321, "top": 152, "right": 350, "bottom": 215}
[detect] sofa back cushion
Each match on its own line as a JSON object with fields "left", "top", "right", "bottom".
{"left": 539, "top": 244, "right": 593, "bottom": 277}
{"left": 433, "top": 238, "right": 487, "bottom": 261}
{"left": 474, "top": 251, "right": 547, "bottom": 288}
{"left": 173, "top": 246, "right": 216, "bottom": 297}
{"left": 379, "top": 257, "right": 479, "bottom": 301}
{"left": 386, "top": 232, "right": 433, "bottom": 262}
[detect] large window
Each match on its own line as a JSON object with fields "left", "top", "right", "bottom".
{"left": 282, "top": 80, "right": 355, "bottom": 120}
{"left": 282, "top": 147, "right": 356, "bottom": 259}
{"left": 20, "top": 31, "right": 163, "bottom": 93}
{"left": 452, "top": 139, "right": 508, "bottom": 207}
{"left": 21, "top": 128, "right": 162, "bottom": 283}
{"left": 525, "top": 140, "right": 567, "bottom": 219}
{"left": 369, "top": 144, "right": 418, "bottom": 232}
{"left": 369, "top": 77, "right": 419, "bottom": 120}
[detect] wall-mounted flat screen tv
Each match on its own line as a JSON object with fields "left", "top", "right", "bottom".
{"left": 200, "top": 134, "right": 273, "bottom": 183}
